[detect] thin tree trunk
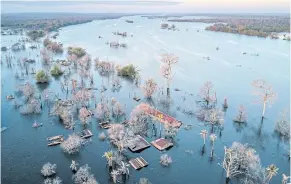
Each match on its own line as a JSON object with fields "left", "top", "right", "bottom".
{"left": 225, "top": 177, "right": 230, "bottom": 184}
{"left": 262, "top": 101, "right": 266, "bottom": 118}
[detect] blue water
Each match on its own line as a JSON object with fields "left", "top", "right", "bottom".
{"left": 1, "top": 15, "right": 290, "bottom": 184}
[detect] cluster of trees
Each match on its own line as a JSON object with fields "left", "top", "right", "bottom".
{"left": 222, "top": 142, "right": 287, "bottom": 184}
{"left": 1, "top": 14, "right": 103, "bottom": 32}
{"left": 43, "top": 37, "right": 63, "bottom": 53}
{"left": 206, "top": 23, "right": 269, "bottom": 38}
{"left": 27, "top": 30, "right": 46, "bottom": 40}
{"left": 67, "top": 47, "right": 86, "bottom": 58}
{"left": 117, "top": 64, "right": 139, "bottom": 79}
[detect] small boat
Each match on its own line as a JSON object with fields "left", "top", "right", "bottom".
{"left": 47, "top": 135, "right": 63, "bottom": 141}
{"left": 174, "top": 88, "right": 181, "bottom": 91}
{"left": 99, "top": 121, "right": 111, "bottom": 129}
{"left": 32, "top": 122, "right": 43, "bottom": 128}
{"left": 133, "top": 97, "right": 141, "bottom": 102}
{"left": 48, "top": 138, "right": 64, "bottom": 146}
{"left": 80, "top": 129, "right": 93, "bottom": 139}
{"left": 6, "top": 95, "right": 15, "bottom": 100}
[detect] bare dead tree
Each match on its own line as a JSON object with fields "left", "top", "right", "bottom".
{"left": 198, "top": 81, "right": 217, "bottom": 107}
{"left": 252, "top": 79, "right": 276, "bottom": 119}
{"left": 160, "top": 53, "right": 178, "bottom": 96}
{"left": 141, "top": 78, "right": 158, "bottom": 99}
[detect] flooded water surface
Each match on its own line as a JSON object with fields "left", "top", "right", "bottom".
{"left": 1, "top": 15, "right": 290, "bottom": 184}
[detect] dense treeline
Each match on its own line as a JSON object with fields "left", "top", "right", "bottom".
{"left": 1, "top": 13, "right": 125, "bottom": 32}
{"left": 168, "top": 16, "right": 290, "bottom": 38}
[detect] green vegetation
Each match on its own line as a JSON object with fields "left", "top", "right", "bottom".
{"left": 1, "top": 13, "right": 124, "bottom": 32}
{"left": 50, "top": 65, "right": 63, "bottom": 76}
{"left": 35, "top": 70, "right": 50, "bottom": 83}
{"left": 118, "top": 64, "right": 139, "bottom": 78}
{"left": 27, "top": 30, "right": 46, "bottom": 41}
{"left": 67, "top": 47, "right": 86, "bottom": 58}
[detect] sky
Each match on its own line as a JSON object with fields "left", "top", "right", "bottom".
{"left": 1, "top": 0, "right": 290, "bottom": 14}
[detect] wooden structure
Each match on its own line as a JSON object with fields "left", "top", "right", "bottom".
{"left": 151, "top": 138, "right": 173, "bottom": 151}
{"left": 128, "top": 135, "right": 150, "bottom": 152}
{"left": 145, "top": 107, "right": 182, "bottom": 128}
{"left": 80, "top": 129, "right": 93, "bottom": 139}
{"left": 129, "top": 157, "right": 148, "bottom": 170}
{"left": 99, "top": 121, "right": 111, "bottom": 129}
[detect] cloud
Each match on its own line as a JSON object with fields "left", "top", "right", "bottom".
{"left": 2, "top": 1, "right": 182, "bottom": 6}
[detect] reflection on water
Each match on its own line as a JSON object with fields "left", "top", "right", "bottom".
{"left": 1, "top": 15, "right": 290, "bottom": 184}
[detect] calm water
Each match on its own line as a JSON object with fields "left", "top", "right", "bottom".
{"left": 1, "top": 15, "right": 290, "bottom": 184}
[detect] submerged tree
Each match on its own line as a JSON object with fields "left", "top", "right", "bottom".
{"left": 41, "top": 162, "right": 57, "bottom": 177}
{"left": 128, "top": 103, "right": 150, "bottom": 135}
{"left": 70, "top": 160, "right": 78, "bottom": 173}
{"left": 209, "top": 134, "right": 217, "bottom": 158}
{"left": 252, "top": 79, "right": 276, "bottom": 119}
{"left": 60, "top": 134, "right": 84, "bottom": 154}
{"left": 40, "top": 49, "right": 52, "bottom": 65}
{"left": 233, "top": 105, "right": 247, "bottom": 123}
{"left": 107, "top": 124, "right": 129, "bottom": 152}
{"left": 275, "top": 109, "right": 290, "bottom": 139}
{"left": 103, "top": 151, "right": 114, "bottom": 167}
{"left": 36, "top": 70, "right": 50, "bottom": 83}
{"left": 141, "top": 78, "right": 158, "bottom": 98}
{"left": 72, "top": 164, "right": 98, "bottom": 184}
{"left": 266, "top": 164, "right": 279, "bottom": 183}
{"left": 73, "top": 89, "right": 92, "bottom": 107}
{"left": 117, "top": 161, "right": 130, "bottom": 178}
{"left": 43, "top": 176, "right": 62, "bottom": 184}
{"left": 96, "top": 102, "right": 110, "bottom": 121}
{"left": 112, "top": 101, "right": 124, "bottom": 119}
{"left": 160, "top": 154, "right": 172, "bottom": 166}
{"left": 160, "top": 53, "right": 178, "bottom": 96}
{"left": 111, "top": 170, "right": 120, "bottom": 184}
{"left": 282, "top": 174, "right": 290, "bottom": 184}
{"left": 200, "top": 129, "right": 208, "bottom": 145}
{"left": 222, "top": 142, "right": 265, "bottom": 184}
{"left": 79, "top": 107, "right": 91, "bottom": 126}
{"left": 198, "top": 81, "right": 216, "bottom": 107}
{"left": 164, "top": 124, "right": 178, "bottom": 141}
{"left": 139, "top": 178, "right": 152, "bottom": 184}
{"left": 19, "top": 82, "right": 35, "bottom": 100}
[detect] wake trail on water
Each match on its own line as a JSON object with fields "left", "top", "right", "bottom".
{"left": 227, "top": 40, "right": 239, "bottom": 45}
